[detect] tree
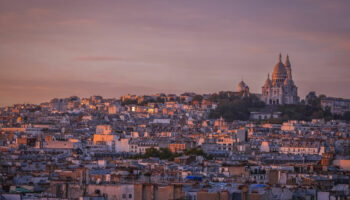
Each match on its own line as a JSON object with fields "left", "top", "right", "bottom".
{"left": 144, "top": 147, "right": 160, "bottom": 158}
{"left": 209, "top": 92, "right": 265, "bottom": 121}
{"left": 121, "top": 99, "right": 137, "bottom": 105}
{"left": 159, "top": 148, "right": 173, "bottom": 160}
{"left": 193, "top": 95, "right": 203, "bottom": 102}
{"left": 142, "top": 147, "right": 177, "bottom": 161}
{"left": 184, "top": 148, "right": 204, "bottom": 156}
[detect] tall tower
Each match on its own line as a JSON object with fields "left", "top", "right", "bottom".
{"left": 284, "top": 54, "right": 292, "bottom": 80}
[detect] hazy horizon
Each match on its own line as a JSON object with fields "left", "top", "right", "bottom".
{"left": 1, "top": 0, "right": 350, "bottom": 106}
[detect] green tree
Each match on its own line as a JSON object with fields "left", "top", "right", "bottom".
{"left": 209, "top": 92, "right": 265, "bottom": 121}
{"left": 192, "top": 95, "right": 204, "bottom": 102}
{"left": 184, "top": 148, "right": 204, "bottom": 156}
{"left": 159, "top": 148, "right": 174, "bottom": 160}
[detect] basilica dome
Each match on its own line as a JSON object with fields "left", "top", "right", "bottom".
{"left": 272, "top": 54, "right": 287, "bottom": 81}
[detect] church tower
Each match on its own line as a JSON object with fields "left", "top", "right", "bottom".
{"left": 238, "top": 80, "right": 250, "bottom": 97}
{"left": 285, "top": 54, "right": 292, "bottom": 80}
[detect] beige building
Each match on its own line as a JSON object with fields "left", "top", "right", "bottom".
{"left": 96, "top": 125, "right": 112, "bottom": 135}
{"left": 279, "top": 141, "right": 325, "bottom": 155}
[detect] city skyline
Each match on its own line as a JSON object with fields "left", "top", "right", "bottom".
{"left": 1, "top": 2, "right": 350, "bottom": 199}
{"left": 1, "top": 0, "right": 350, "bottom": 106}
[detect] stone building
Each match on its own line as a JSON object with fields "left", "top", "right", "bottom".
{"left": 261, "top": 54, "right": 299, "bottom": 105}
{"left": 320, "top": 97, "right": 350, "bottom": 114}
{"left": 238, "top": 80, "right": 250, "bottom": 97}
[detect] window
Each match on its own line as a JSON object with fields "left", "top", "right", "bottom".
{"left": 122, "top": 194, "right": 126, "bottom": 198}
{"left": 129, "top": 194, "right": 132, "bottom": 198}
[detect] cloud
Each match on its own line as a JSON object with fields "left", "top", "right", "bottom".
{"left": 75, "top": 56, "right": 125, "bottom": 62}
{"left": 26, "top": 8, "right": 52, "bottom": 18}
{"left": 58, "top": 19, "right": 97, "bottom": 26}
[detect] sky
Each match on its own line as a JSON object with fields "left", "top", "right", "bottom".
{"left": 0, "top": 0, "right": 350, "bottom": 106}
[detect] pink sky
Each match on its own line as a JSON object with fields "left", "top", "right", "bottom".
{"left": 0, "top": 0, "right": 350, "bottom": 106}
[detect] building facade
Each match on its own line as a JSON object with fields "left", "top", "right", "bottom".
{"left": 261, "top": 54, "right": 299, "bottom": 105}
{"left": 321, "top": 97, "right": 350, "bottom": 115}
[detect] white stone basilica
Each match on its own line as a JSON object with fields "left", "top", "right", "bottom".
{"left": 261, "top": 54, "right": 299, "bottom": 105}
